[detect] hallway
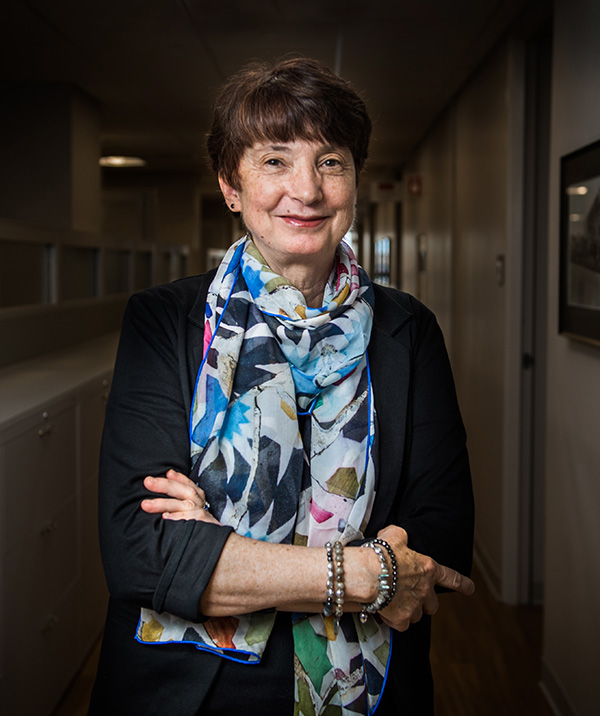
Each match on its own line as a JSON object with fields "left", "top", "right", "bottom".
{"left": 2, "top": 2, "right": 600, "bottom": 714}
{"left": 53, "top": 564, "right": 554, "bottom": 716}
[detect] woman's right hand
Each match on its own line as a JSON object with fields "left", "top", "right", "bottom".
{"left": 374, "top": 525, "right": 474, "bottom": 632}
{"left": 141, "top": 469, "right": 221, "bottom": 525}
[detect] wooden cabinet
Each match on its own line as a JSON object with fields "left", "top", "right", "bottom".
{"left": 76, "top": 378, "right": 111, "bottom": 658}
{"left": 0, "top": 335, "right": 117, "bottom": 716}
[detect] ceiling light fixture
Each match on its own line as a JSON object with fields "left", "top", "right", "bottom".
{"left": 99, "top": 155, "right": 147, "bottom": 168}
{"left": 566, "top": 185, "right": 588, "bottom": 195}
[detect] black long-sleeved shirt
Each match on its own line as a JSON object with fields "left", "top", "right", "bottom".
{"left": 89, "top": 272, "right": 474, "bottom": 716}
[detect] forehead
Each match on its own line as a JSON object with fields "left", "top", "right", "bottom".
{"left": 243, "top": 139, "right": 352, "bottom": 157}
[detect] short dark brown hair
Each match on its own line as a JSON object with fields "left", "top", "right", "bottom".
{"left": 206, "top": 57, "right": 372, "bottom": 189}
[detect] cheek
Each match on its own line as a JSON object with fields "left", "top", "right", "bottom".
{"left": 243, "top": 182, "right": 280, "bottom": 216}
{"left": 333, "top": 185, "right": 357, "bottom": 215}
{"left": 331, "top": 176, "right": 356, "bottom": 205}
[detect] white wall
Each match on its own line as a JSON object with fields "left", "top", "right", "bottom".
{"left": 541, "top": 2, "right": 600, "bottom": 714}
{"left": 402, "top": 117, "right": 455, "bottom": 346}
{"left": 402, "top": 44, "right": 513, "bottom": 596}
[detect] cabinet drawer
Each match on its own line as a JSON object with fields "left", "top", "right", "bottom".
{"left": 1, "top": 406, "right": 76, "bottom": 550}
{"left": 2, "top": 586, "right": 78, "bottom": 716}
{"left": 4, "top": 497, "right": 77, "bottom": 619}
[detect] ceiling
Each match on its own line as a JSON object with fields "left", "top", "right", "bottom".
{"left": 1, "top": 0, "right": 532, "bottom": 179}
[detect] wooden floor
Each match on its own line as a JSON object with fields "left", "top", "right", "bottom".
{"left": 430, "top": 564, "right": 554, "bottom": 716}
{"left": 53, "top": 564, "right": 554, "bottom": 716}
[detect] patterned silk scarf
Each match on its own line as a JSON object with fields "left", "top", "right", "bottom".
{"left": 137, "top": 236, "right": 391, "bottom": 715}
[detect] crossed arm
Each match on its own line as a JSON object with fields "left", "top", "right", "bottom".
{"left": 100, "top": 285, "right": 474, "bottom": 632}
{"left": 141, "top": 469, "right": 475, "bottom": 633}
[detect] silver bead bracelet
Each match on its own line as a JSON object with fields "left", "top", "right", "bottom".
{"left": 371, "top": 538, "right": 398, "bottom": 607}
{"left": 323, "top": 540, "right": 344, "bottom": 634}
{"left": 359, "top": 539, "right": 396, "bottom": 623}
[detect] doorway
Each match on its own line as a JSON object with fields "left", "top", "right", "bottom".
{"left": 518, "top": 25, "right": 552, "bottom": 605}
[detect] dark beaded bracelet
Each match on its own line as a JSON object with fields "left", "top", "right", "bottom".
{"left": 371, "top": 538, "right": 398, "bottom": 608}
{"left": 359, "top": 541, "right": 390, "bottom": 623}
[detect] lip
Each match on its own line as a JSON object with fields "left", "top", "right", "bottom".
{"left": 277, "top": 214, "right": 328, "bottom": 228}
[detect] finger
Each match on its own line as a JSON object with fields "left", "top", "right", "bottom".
{"left": 163, "top": 509, "right": 222, "bottom": 525}
{"left": 141, "top": 497, "right": 192, "bottom": 514}
{"left": 165, "top": 469, "right": 197, "bottom": 488}
{"left": 435, "top": 564, "right": 475, "bottom": 595}
{"left": 423, "top": 591, "right": 439, "bottom": 616}
{"left": 162, "top": 510, "right": 204, "bottom": 520}
{"left": 410, "top": 605, "right": 423, "bottom": 624}
{"left": 144, "top": 475, "right": 182, "bottom": 495}
{"left": 380, "top": 613, "right": 411, "bottom": 632}
{"left": 144, "top": 475, "right": 205, "bottom": 503}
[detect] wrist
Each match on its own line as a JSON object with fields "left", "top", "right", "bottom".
{"left": 343, "top": 546, "right": 381, "bottom": 603}
{"left": 358, "top": 539, "right": 397, "bottom": 621}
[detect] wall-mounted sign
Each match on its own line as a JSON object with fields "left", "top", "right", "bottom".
{"left": 369, "top": 181, "right": 403, "bottom": 202}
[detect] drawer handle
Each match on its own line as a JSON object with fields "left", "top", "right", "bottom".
{"left": 38, "top": 425, "right": 53, "bottom": 438}
{"left": 40, "top": 521, "right": 58, "bottom": 537}
{"left": 40, "top": 615, "right": 59, "bottom": 635}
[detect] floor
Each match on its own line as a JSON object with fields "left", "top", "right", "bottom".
{"left": 52, "top": 564, "right": 555, "bottom": 716}
{"left": 430, "top": 564, "right": 555, "bottom": 716}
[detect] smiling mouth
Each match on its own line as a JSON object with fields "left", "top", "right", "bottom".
{"left": 278, "top": 215, "right": 328, "bottom": 228}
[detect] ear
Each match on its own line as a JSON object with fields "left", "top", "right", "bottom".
{"left": 218, "top": 175, "right": 241, "bottom": 212}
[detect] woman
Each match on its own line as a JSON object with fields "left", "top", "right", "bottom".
{"left": 89, "top": 57, "right": 474, "bottom": 716}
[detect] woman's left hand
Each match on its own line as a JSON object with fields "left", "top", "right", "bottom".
{"left": 141, "top": 469, "right": 221, "bottom": 524}
{"left": 375, "top": 525, "right": 474, "bottom": 632}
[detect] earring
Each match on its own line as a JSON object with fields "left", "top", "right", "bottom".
{"left": 230, "top": 203, "right": 235, "bottom": 209}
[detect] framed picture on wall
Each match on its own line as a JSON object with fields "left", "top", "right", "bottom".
{"left": 559, "top": 139, "right": 600, "bottom": 347}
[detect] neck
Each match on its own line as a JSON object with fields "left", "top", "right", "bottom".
{"left": 273, "top": 258, "right": 334, "bottom": 307}
{"left": 248, "top": 238, "right": 336, "bottom": 308}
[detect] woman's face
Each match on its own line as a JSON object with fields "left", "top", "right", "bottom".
{"left": 219, "top": 140, "right": 356, "bottom": 275}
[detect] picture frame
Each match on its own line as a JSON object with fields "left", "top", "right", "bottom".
{"left": 559, "top": 139, "right": 600, "bottom": 347}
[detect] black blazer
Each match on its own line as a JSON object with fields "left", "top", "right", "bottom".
{"left": 89, "top": 273, "right": 474, "bottom": 716}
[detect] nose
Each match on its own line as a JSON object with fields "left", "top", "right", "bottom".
{"left": 287, "top": 162, "right": 323, "bottom": 204}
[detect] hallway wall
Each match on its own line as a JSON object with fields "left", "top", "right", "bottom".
{"left": 402, "top": 117, "right": 455, "bottom": 348}
{"left": 403, "top": 42, "right": 513, "bottom": 598}
{"left": 403, "top": 3, "right": 600, "bottom": 713}
{"left": 541, "top": 1, "right": 600, "bottom": 713}
{"left": 0, "top": 86, "right": 209, "bottom": 367}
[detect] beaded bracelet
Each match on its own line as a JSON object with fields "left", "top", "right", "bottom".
{"left": 359, "top": 540, "right": 394, "bottom": 623}
{"left": 371, "top": 538, "right": 398, "bottom": 607}
{"left": 323, "top": 541, "right": 345, "bottom": 634}
{"left": 323, "top": 542, "right": 335, "bottom": 617}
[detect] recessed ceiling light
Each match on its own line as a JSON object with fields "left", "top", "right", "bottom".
{"left": 99, "top": 155, "right": 146, "bottom": 167}
{"left": 566, "top": 185, "right": 588, "bottom": 196}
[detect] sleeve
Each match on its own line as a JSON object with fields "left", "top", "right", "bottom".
{"left": 393, "top": 302, "right": 474, "bottom": 579}
{"left": 97, "top": 288, "right": 233, "bottom": 621}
